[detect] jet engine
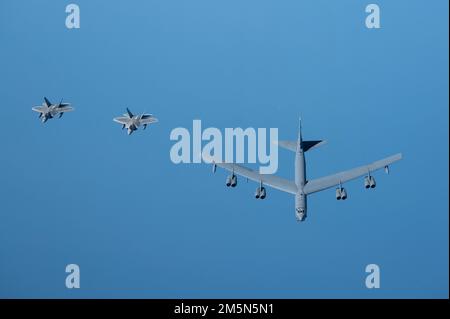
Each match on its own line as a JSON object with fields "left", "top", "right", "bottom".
{"left": 365, "top": 175, "right": 376, "bottom": 188}
{"left": 340, "top": 188, "right": 347, "bottom": 200}
{"left": 259, "top": 187, "right": 266, "bottom": 199}
{"left": 230, "top": 175, "right": 237, "bottom": 187}
{"left": 336, "top": 187, "right": 347, "bottom": 200}
{"left": 364, "top": 176, "right": 370, "bottom": 189}
{"left": 369, "top": 176, "right": 376, "bottom": 188}
{"left": 226, "top": 175, "right": 232, "bottom": 187}
{"left": 255, "top": 187, "right": 266, "bottom": 199}
{"left": 226, "top": 175, "right": 237, "bottom": 187}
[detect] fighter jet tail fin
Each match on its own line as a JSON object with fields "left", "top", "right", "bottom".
{"left": 44, "top": 97, "right": 52, "bottom": 107}
{"left": 126, "top": 108, "right": 134, "bottom": 118}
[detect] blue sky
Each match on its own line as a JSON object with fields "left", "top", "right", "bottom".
{"left": 0, "top": 0, "right": 448, "bottom": 298}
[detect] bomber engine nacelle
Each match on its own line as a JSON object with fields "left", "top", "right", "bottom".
{"left": 369, "top": 176, "right": 376, "bottom": 188}
{"left": 230, "top": 175, "right": 237, "bottom": 187}
{"left": 364, "top": 176, "right": 370, "bottom": 189}
{"left": 364, "top": 176, "right": 376, "bottom": 189}
{"left": 226, "top": 175, "right": 231, "bottom": 187}
{"left": 336, "top": 187, "right": 347, "bottom": 200}
{"left": 226, "top": 175, "right": 237, "bottom": 187}
{"left": 255, "top": 187, "right": 266, "bottom": 199}
{"left": 259, "top": 187, "right": 266, "bottom": 199}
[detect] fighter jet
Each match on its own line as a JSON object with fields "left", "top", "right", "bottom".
{"left": 113, "top": 108, "right": 158, "bottom": 135}
{"left": 32, "top": 97, "right": 74, "bottom": 123}
{"left": 207, "top": 119, "right": 402, "bottom": 222}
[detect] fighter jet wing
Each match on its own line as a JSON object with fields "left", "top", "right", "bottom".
{"left": 56, "top": 105, "right": 74, "bottom": 112}
{"left": 32, "top": 106, "right": 46, "bottom": 113}
{"left": 140, "top": 116, "right": 158, "bottom": 125}
{"left": 113, "top": 116, "right": 131, "bottom": 125}
{"left": 303, "top": 153, "right": 402, "bottom": 195}
{"left": 209, "top": 159, "right": 298, "bottom": 195}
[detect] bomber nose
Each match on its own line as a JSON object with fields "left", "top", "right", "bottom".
{"left": 296, "top": 209, "right": 306, "bottom": 222}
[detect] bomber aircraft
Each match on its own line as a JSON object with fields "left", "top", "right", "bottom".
{"left": 208, "top": 120, "right": 402, "bottom": 222}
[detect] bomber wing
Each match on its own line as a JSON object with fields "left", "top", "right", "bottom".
{"left": 303, "top": 153, "right": 402, "bottom": 195}
{"left": 209, "top": 159, "right": 298, "bottom": 195}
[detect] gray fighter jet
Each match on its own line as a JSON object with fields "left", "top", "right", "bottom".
{"left": 32, "top": 97, "right": 74, "bottom": 123}
{"left": 113, "top": 108, "right": 158, "bottom": 135}
{"left": 209, "top": 120, "right": 402, "bottom": 222}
